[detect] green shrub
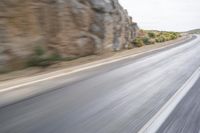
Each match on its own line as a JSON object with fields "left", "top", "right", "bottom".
{"left": 133, "top": 37, "right": 144, "bottom": 47}
{"left": 170, "top": 34, "right": 177, "bottom": 40}
{"left": 27, "top": 56, "right": 50, "bottom": 67}
{"left": 27, "top": 46, "right": 63, "bottom": 67}
{"left": 155, "top": 38, "right": 162, "bottom": 43}
{"left": 156, "top": 37, "right": 161, "bottom": 43}
{"left": 155, "top": 38, "right": 160, "bottom": 43}
{"left": 142, "top": 36, "right": 150, "bottom": 45}
{"left": 49, "top": 53, "right": 62, "bottom": 61}
{"left": 148, "top": 32, "right": 156, "bottom": 38}
{"left": 134, "top": 30, "right": 181, "bottom": 46}
{"left": 156, "top": 35, "right": 166, "bottom": 42}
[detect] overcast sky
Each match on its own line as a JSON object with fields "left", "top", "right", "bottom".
{"left": 119, "top": 0, "right": 200, "bottom": 31}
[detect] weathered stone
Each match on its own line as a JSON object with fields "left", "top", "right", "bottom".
{"left": 0, "top": 0, "right": 139, "bottom": 72}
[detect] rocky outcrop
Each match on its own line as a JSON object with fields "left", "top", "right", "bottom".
{"left": 0, "top": 0, "right": 139, "bottom": 72}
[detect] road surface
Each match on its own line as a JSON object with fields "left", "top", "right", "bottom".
{"left": 0, "top": 35, "right": 200, "bottom": 133}
{"left": 157, "top": 76, "right": 200, "bottom": 133}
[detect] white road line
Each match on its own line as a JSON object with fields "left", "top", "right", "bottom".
{"left": 138, "top": 67, "right": 200, "bottom": 133}
{"left": 0, "top": 36, "right": 193, "bottom": 93}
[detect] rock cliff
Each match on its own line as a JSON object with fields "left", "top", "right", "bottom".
{"left": 0, "top": 0, "right": 139, "bottom": 72}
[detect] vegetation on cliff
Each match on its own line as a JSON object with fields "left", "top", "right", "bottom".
{"left": 131, "top": 30, "right": 181, "bottom": 48}
{"left": 0, "top": 0, "right": 182, "bottom": 73}
{"left": 0, "top": 0, "right": 139, "bottom": 72}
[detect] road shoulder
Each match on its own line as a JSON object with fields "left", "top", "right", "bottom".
{"left": 157, "top": 72, "right": 200, "bottom": 133}
{"left": 0, "top": 35, "right": 192, "bottom": 90}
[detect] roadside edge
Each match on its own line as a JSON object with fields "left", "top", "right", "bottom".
{"left": 0, "top": 35, "right": 194, "bottom": 92}
{"left": 138, "top": 67, "right": 200, "bottom": 133}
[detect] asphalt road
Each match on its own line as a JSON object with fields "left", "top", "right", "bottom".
{"left": 157, "top": 75, "right": 200, "bottom": 133}
{"left": 0, "top": 36, "right": 200, "bottom": 133}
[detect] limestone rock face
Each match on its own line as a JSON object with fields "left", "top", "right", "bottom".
{"left": 0, "top": 0, "right": 139, "bottom": 72}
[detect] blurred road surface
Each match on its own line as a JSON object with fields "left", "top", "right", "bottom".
{"left": 157, "top": 76, "right": 200, "bottom": 133}
{"left": 0, "top": 36, "right": 200, "bottom": 133}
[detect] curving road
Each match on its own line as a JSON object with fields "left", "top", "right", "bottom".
{"left": 0, "top": 35, "right": 200, "bottom": 133}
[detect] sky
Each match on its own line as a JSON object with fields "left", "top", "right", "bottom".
{"left": 119, "top": 0, "right": 200, "bottom": 32}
